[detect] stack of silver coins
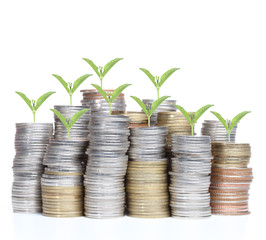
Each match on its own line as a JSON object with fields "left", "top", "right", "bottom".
{"left": 170, "top": 135, "right": 212, "bottom": 218}
{"left": 80, "top": 89, "right": 126, "bottom": 114}
{"left": 12, "top": 123, "right": 53, "bottom": 213}
{"left": 84, "top": 115, "right": 130, "bottom": 218}
{"left": 142, "top": 99, "right": 176, "bottom": 126}
{"left": 201, "top": 120, "right": 237, "bottom": 142}
{"left": 126, "top": 127, "right": 170, "bottom": 218}
{"left": 41, "top": 139, "right": 88, "bottom": 217}
{"left": 53, "top": 105, "right": 91, "bottom": 140}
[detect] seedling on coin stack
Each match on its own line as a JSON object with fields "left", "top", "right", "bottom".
{"left": 83, "top": 57, "right": 123, "bottom": 88}
{"left": 174, "top": 104, "right": 214, "bottom": 135}
{"left": 16, "top": 91, "right": 56, "bottom": 123}
{"left": 52, "top": 73, "right": 92, "bottom": 105}
{"left": 92, "top": 83, "right": 131, "bottom": 115}
{"left": 50, "top": 108, "right": 90, "bottom": 140}
{"left": 130, "top": 96, "right": 171, "bottom": 127}
{"left": 211, "top": 111, "right": 251, "bottom": 142}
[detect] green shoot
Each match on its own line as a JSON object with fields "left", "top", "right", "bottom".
{"left": 51, "top": 108, "right": 90, "bottom": 140}
{"left": 174, "top": 104, "right": 214, "bottom": 135}
{"left": 83, "top": 58, "right": 123, "bottom": 88}
{"left": 52, "top": 74, "right": 92, "bottom": 105}
{"left": 16, "top": 91, "right": 56, "bottom": 123}
{"left": 211, "top": 111, "right": 251, "bottom": 142}
{"left": 139, "top": 67, "right": 180, "bottom": 99}
{"left": 130, "top": 96, "right": 171, "bottom": 127}
{"left": 91, "top": 83, "right": 131, "bottom": 115}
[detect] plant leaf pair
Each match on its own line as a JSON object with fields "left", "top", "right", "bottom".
{"left": 139, "top": 67, "right": 180, "bottom": 99}
{"left": 53, "top": 74, "right": 92, "bottom": 105}
{"left": 16, "top": 91, "right": 56, "bottom": 123}
{"left": 83, "top": 58, "right": 123, "bottom": 88}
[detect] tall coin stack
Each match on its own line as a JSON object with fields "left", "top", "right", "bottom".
{"left": 41, "top": 139, "right": 88, "bottom": 217}
{"left": 210, "top": 143, "right": 253, "bottom": 215}
{"left": 12, "top": 123, "right": 53, "bottom": 213}
{"left": 112, "top": 111, "right": 148, "bottom": 128}
{"left": 84, "top": 115, "right": 130, "bottom": 218}
{"left": 170, "top": 135, "right": 212, "bottom": 218}
{"left": 201, "top": 120, "right": 237, "bottom": 142}
{"left": 142, "top": 99, "right": 176, "bottom": 126}
{"left": 80, "top": 89, "right": 126, "bottom": 114}
{"left": 126, "top": 127, "right": 170, "bottom": 218}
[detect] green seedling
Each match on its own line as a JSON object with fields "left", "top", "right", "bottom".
{"left": 52, "top": 74, "right": 92, "bottom": 105}
{"left": 211, "top": 111, "right": 251, "bottom": 142}
{"left": 139, "top": 67, "right": 180, "bottom": 99}
{"left": 174, "top": 104, "right": 214, "bottom": 136}
{"left": 51, "top": 108, "right": 90, "bottom": 140}
{"left": 92, "top": 83, "right": 131, "bottom": 115}
{"left": 16, "top": 91, "right": 56, "bottom": 123}
{"left": 83, "top": 58, "right": 123, "bottom": 88}
{"left": 130, "top": 96, "right": 170, "bottom": 127}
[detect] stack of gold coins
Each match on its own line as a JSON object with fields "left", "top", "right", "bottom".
{"left": 210, "top": 142, "right": 253, "bottom": 215}
{"left": 126, "top": 127, "right": 170, "bottom": 218}
{"left": 112, "top": 111, "right": 148, "bottom": 128}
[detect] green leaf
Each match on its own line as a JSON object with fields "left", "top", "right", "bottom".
{"left": 111, "top": 84, "right": 131, "bottom": 103}
{"left": 69, "top": 108, "right": 90, "bottom": 129}
{"left": 91, "top": 84, "right": 109, "bottom": 103}
{"left": 139, "top": 68, "right": 157, "bottom": 88}
{"left": 102, "top": 58, "right": 123, "bottom": 77}
{"left": 174, "top": 104, "right": 192, "bottom": 125}
{"left": 230, "top": 111, "right": 251, "bottom": 131}
{"left": 15, "top": 91, "right": 33, "bottom": 111}
{"left": 72, "top": 74, "right": 92, "bottom": 93}
{"left": 150, "top": 96, "right": 170, "bottom": 115}
{"left": 159, "top": 68, "right": 180, "bottom": 88}
{"left": 211, "top": 111, "right": 228, "bottom": 130}
{"left": 35, "top": 91, "right": 56, "bottom": 111}
{"left": 194, "top": 104, "right": 214, "bottom": 124}
{"left": 50, "top": 109, "right": 68, "bottom": 129}
{"left": 83, "top": 58, "right": 100, "bottom": 78}
{"left": 52, "top": 74, "right": 70, "bottom": 93}
{"left": 130, "top": 96, "right": 149, "bottom": 116}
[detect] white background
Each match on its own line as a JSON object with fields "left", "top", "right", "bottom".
{"left": 0, "top": 0, "right": 265, "bottom": 240}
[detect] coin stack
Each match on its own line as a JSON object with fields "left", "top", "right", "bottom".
{"left": 201, "top": 120, "right": 237, "bottom": 142}
{"left": 126, "top": 126, "right": 170, "bottom": 218}
{"left": 142, "top": 99, "right": 176, "bottom": 126}
{"left": 41, "top": 139, "right": 88, "bottom": 217}
{"left": 112, "top": 111, "right": 148, "bottom": 128}
{"left": 84, "top": 115, "right": 130, "bottom": 218}
{"left": 210, "top": 142, "right": 253, "bottom": 215}
{"left": 80, "top": 89, "right": 126, "bottom": 114}
{"left": 170, "top": 135, "right": 212, "bottom": 218}
{"left": 12, "top": 123, "right": 53, "bottom": 213}
{"left": 53, "top": 105, "right": 91, "bottom": 140}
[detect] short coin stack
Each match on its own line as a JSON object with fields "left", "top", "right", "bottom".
{"left": 170, "top": 135, "right": 212, "bottom": 218}
{"left": 201, "top": 120, "right": 237, "bottom": 142}
{"left": 210, "top": 143, "right": 253, "bottom": 215}
{"left": 126, "top": 127, "right": 170, "bottom": 218}
{"left": 142, "top": 99, "right": 176, "bottom": 126}
{"left": 84, "top": 115, "right": 130, "bottom": 218}
{"left": 80, "top": 89, "right": 126, "bottom": 114}
{"left": 12, "top": 123, "right": 53, "bottom": 213}
{"left": 41, "top": 139, "right": 88, "bottom": 217}
{"left": 53, "top": 105, "right": 91, "bottom": 140}
{"left": 112, "top": 111, "right": 148, "bottom": 128}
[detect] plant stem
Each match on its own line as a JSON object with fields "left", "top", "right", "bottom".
{"left": 33, "top": 111, "right": 36, "bottom": 123}
{"left": 191, "top": 125, "right": 194, "bottom": 136}
{"left": 108, "top": 103, "right": 111, "bottom": 115}
{"left": 148, "top": 116, "right": 150, "bottom": 127}
{"left": 70, "top": 94, "right": 72, "bottom": 106}
{"left": 68, "top": 129, "right": 70, "bottom": 140}
{"left": 100, "top": 78, "right": 103, "bottom": 88}
{"left": 157, "top": 88, "right": 160, "bottom": 99}
{"left": 228, "top": 131, "right": 231, "bottom": 142}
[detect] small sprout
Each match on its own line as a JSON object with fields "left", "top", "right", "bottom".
{"left": 83, "top": 58, "right": 123, "bottom": 88}
{"left": 92, "top": 83, "right": 131, "bottom": 115}
{"left": 16, "top": 91, "right": 56, "bottom": 123}
{"left": 211, "top": 111, "right": 251, "bottom": 142}
{"left": 52, "top": 74, "right": 92, "bottom": 105}
{"left": 51, "top": 108, "right": 90, "bottom": 140}
{"left": 131, "top": 96, "right": 171, "bottom": 127}
{"left": 174, "top": 104, "right": 214, "bottom": 135}
{"left": 139, "top": 67, "right": 180, "bottom": 99}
